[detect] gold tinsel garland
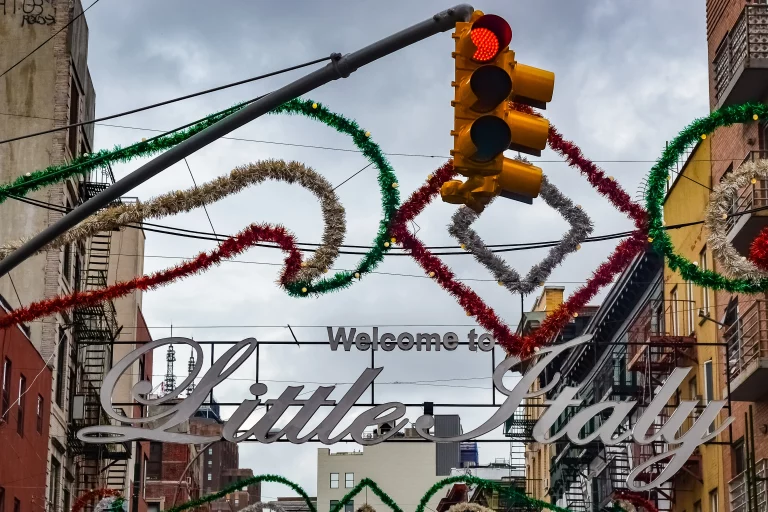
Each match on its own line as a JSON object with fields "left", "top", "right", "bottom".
{"left": 0, "top": 159, "right": 345, "bottom": 284}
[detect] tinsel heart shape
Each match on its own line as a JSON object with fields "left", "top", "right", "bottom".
{"left": 391, "top": 105, "right": 648, "bottom": 357}
{"left": 448, "top": 173, "right": 593, "bottom": 295}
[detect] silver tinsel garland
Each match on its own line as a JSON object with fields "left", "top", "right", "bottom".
{"left": 704, "top": 158, "right": 768, "bottom": 281}
{"left": 0, "top": 159, "right": 345, "bottom": 285}
{"left": 239, "top": 502, "right": 286, "bottom": 512}
{"left": 93, "top": 497, "right": 127, "bottom": 512}
{"left": 448, "top": 175, "right": 593, "bottom": 294}
{"left": 447, "top": 504, "right": 494, "bottom": 512}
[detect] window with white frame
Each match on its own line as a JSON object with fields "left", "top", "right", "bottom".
{"left": 330, "top": 473, "right": 339, "bottom": 489}
{"left": 345, "top": 473, "right": 354, "bottom": 488}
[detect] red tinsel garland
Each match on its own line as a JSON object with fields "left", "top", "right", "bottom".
{"left": 614, "top": 491, "right": 659, "bottom": 512}
{"left": 0, "top": 224, "right": 303, "bottom": 329}
{"left": 391, "top": 112, "right": 649, "bottom": 356}
{"left": 71, "top": 489, "right": 121, "bottom": 512}
{"left": 749, "top": 226, "right": 768, "bottom": 271}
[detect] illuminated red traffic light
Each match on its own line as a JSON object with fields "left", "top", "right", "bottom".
{"left": 471, "top": 28, "right": 499, "bottom": 61}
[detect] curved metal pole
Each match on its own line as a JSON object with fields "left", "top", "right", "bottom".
{"left": 0, "top": 4, "right": 474, "bottom": 279}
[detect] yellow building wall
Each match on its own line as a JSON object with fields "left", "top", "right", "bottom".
{"left": 525, "top": 287, "right": 564, "bottom": 502}
{"left": 662, "top": 138, "right": 727, "bottom": 512}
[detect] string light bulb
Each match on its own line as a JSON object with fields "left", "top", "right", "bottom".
{"left": 429, "top": 271, "right": 435, "bottom": 278}
{"left": 312, "top": 103, "right": 318, "bottom": 109}
{"left": 647, "top": 237, "right": 654, "bottom": 243}
{"left": 354, "top": 272, "right": 360, "bottom": 279}
{"left": 755, "top": 114, "right": 759, "bottom": 121}
{"left": 392, "top": 182, "right": 399, "bottom": 189}
{"left": 390, "top": 237, "right": 397, "bottom": 244}
{"left": 301, "top": 287, "right": 307, "bottom": 293}
{"left": 701, "top": 134, "right": 707, "bottom": 139}
{"left": 384, "top": 241, "right": 390, "bottom": 248}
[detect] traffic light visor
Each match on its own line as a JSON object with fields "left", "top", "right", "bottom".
{"left": 470, "top": 15, "right": 512, "bottom": 62}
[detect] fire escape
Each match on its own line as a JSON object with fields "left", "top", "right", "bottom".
{"left": 67, "top": 166, "right": 131, "bottom": 505}
{"left": 608, "top": 299, "right": 701, "bottom": 512}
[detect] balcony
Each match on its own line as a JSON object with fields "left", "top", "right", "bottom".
{"left": 726, "top": 151, "right": 768, "bottom": 255}
{"left": 725, "top": 300, "right": 768, "bottom": 401}
{"left": 729, "top": 459, "right": 768, "bottom": 512}
{"left": 504, "top": 405, "right": 537, "bottom": 441}
{"left": 627, "top": 301, "right": 697, "bottom": 374}
{"left": 713, "top": 2, "right": 768, "bottom": 109}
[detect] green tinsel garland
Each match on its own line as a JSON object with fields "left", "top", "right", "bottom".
{"left": 271, "top": 98, "right": 400, "bottom": 297}
{"left": 162, "top": 473, "right": 603, "bottom": 512}
{"left": 0, "top": 98, "right": 400, "bottom": 297}
{"left": 0, "top": 102, "right": 249, "bottom": 204}
{"left": 645, "top": 101, "right": 768, "bottom": 293}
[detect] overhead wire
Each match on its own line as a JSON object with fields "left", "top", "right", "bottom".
{"left": 0, "top": 55, "right": 332, "bottom": 146}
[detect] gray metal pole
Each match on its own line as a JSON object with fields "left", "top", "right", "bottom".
{"left": 0, "top": 4, "right": 473, "bottom": 279}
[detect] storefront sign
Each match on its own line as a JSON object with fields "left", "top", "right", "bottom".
{"left": 77, "top": 335, "right": 731, "bottom": 492}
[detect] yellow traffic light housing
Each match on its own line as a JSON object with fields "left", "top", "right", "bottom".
{"left": 443, "top": 10, "right": 556, "bottom": 212}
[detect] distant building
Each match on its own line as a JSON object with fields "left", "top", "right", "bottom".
{"left": 437, "top": 465, "right": 527, "bottom": 512}
{"left": 459, "top": 442, "right": 478, "bottom": 468}
{"left": 316, "top": 418, "right": 463, "bottom": 512}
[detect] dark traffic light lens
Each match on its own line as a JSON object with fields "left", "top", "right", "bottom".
{"left": 470, "top": 116, "right": 511, "bottom": 162}
{"left": 470, "top": 66, "right": 513, "bottom": 112}
{"left": 471, "top": 28, "right": 499, "bottom": 62}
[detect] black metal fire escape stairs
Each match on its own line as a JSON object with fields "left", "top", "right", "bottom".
{"left": 67, "top": 167, "right": 131, "bottom": 504}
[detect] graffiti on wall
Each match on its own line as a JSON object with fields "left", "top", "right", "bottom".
{"left": 0, "top": 0, "right": 56, "bottom": 27}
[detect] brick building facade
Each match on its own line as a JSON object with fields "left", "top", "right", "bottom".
{"left": 0, "top": 296, "right": 53, "bottom": 512}
{"left": 705, "top": 1, "right": 768, "bottom": 511}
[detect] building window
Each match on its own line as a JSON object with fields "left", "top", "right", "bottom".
{"left": 330, "top": 473, "right": 339, "bottom": 489}
{"left": 146, "top": 442, "right": 162, "bottom": 480}
{"left": 686, "top": 280, "right": 695, "bottom": 334}
{"left": 345, "top": 503, "right": 353, "bottom": 512}
{"left": 704, "top": 360, "right": 715, "bottom": 433}
{"left": 234, "top": 499, "right": 239, "bottom": 507}
{"left": 17, "top": 375, "right": 25, "bottom": 436}
{"left": 147, "top": 503, "right": 160, "bottom": 512}
{"left": 694, "top": 501, "right": 701, "bottom": 512}
{"left": 13, "top": 498, "right": 19, "bottom": 512}
{"left": 208, "top": 448, "right": 213, "bottom": 455}
{"left": 671, "top": 286, "right": 679, "bottom": 336}
{"left": 330, "top": 501, "right": 339, "bottom": 511}
{"left": 55, "top": 327, "right": 67, "bottom": 407}
{"left": 345, "top": 473, "right": 354, "bottom": 488}
{"left": 36, "top": 395, "right": 43, "bottom": 433}
{"left": 0, "top": 487, "right": 4, "bottom": 512}
{"left": 734, "top": 439, "right": 746, "bottom": 475}
{"left": 68, "top": 76, "right": 80, "bottom": 157}
{"left": 208, "top": 460, "right": 212, "bottom": 466}
{"left": 700, "top": 248, "right": 710, "bottom": 316}
{"left": 62, "top": 240, "right": 72, "bottom": 283}
{"left": 207, "top": 474, "right": 212, "bottom": 481}
{"left": 710, "top": 489, "right": 718, "bottom": 512}
{"left": 49, "top": 458, "right": 61, "bottom": 511}
{"left": 63, "top": 488, "right": 70, "bottom": 512}
{"left": 1, "top": 358, "right": 11, "bottom": 422}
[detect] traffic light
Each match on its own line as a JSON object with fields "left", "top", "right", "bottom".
{"left": 441, "top": 11, "right": 555, "bottom": 212}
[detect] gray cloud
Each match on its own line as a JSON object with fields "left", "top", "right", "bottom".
{"left": 77, "top": 0, "right": 707, "bottom": 500}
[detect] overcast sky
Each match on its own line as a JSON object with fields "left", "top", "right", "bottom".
{"left": 78, "top": 0, "right": 709, "bottom": 501}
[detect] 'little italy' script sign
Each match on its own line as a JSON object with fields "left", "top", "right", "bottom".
{"left": 78, "top": 336, "right": 732, "bottom": 492}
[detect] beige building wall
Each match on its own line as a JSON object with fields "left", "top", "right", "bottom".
{"left": 0, "top": 1, "right": 96, "bottom": 509}
{"left": 317, "top": 442, "right": 442, "bottom": 512}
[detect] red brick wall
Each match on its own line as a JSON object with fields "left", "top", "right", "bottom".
{"left": 0, "top": 311, "right": 52, "bottom": 512}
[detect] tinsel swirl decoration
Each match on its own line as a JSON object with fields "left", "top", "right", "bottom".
{"left": 0, "top": 160, "right": 345, "bottom": 285}
{"left": 0, "top": 98, "right": 399, "bottom": 297}
{"left": 240, "top": 502, "right": 287, "bottom": 512}
{"left": 0, "top": 224, "right": 303, "bottom": 329}
{"left": 645, "top": 101, "right": 768, "bottom": 293}
{"left": 613, "top": 491, "right": 659, "bottom": 512}
{"left": 447, "top": 504, "right": 494, "bottom": 512}
{"left": 357, "top": 505, "right": 377, "bottom": 512}
{"left": 161, "top": 473, "right": 595, "bottom": 512}
{"left": 94, "top": 496, "right": 128, "bottom": 512}
{"left": 71, "top": 489, "right": 121, "bottom": 512}
{"left": 704, "top": 158, "right": 768, "bottom": 281}
{"left": 448, "top": 174, "right": 593, "bottom": 295}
